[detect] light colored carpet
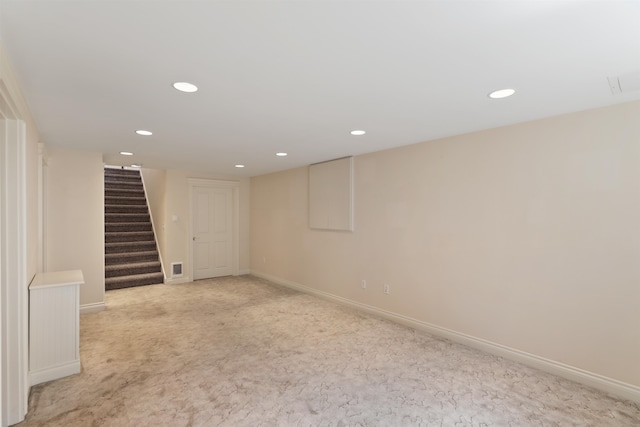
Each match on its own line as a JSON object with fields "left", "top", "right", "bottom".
{"left": 19, "top": 275, "right": 640, "bottom": 426}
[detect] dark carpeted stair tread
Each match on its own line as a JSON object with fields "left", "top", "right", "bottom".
{"left": 105, "top": 213, "right": 151, "bottom": 223}
{"left": 105, "top": 173, "right": 142, "bottom": 180}
{"left": 105, "top": 188, "right": 145, "bottom": 197}
{"left": 105, "top": 179, "right": 142, "bottom": 185}
{"left": 105, "top": 196, "right": 147, "bottom": 206}
{"left": 105, "top": 260, "right": 160, "bottom": 269}
{"left": 105, "top": 241, "right": 158, "bottom": 253}
{"left": 105, "top": 204, "right": 149, "bottom": 214}
{"left": 105, "top": 231, "right": 153, "bottom": 237}
{"left": 106, "top": 222, "right": 152, "bottom": 232}
{"left": 105, "top": 272, "right": 164, "bottom": 290}
{"left": 106, "top": 223, "right": 152, "bottom": 228}
{"left": 104, "top": 185, "right": 144, "bottom": 195}
{"left": 104, "top": 231, "right": 155, "bottom": 237}
{"left": 105, "top": 251, "right": 159, "bottom": 264}
{"left": 105, "top": 231, "right": 154, "bottom": 243}
{"left": 105, "top": 181, "right": 143, "bottom": 190}
{"left": 104, "top": 170, "right": 142, "bottom": 177}
{"left": 105, "top": 261, "right": 162, "bottom": 278}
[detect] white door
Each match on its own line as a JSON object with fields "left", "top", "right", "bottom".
{"left": 192, "top": 186, "right": 234, "bottom": 280}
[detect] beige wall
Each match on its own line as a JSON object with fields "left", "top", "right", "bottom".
{"left": 162, "top": 169, "right": 250, "bottom": 280}
{"left": 250, "top": 101, "right": 640, "bottom": 388}
{"left": 46, "top": 148, "right": 104, "bottom": 306}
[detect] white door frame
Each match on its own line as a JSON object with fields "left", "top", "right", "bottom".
{"left": 0, "top": 80, "right": 29, "bottom": 426}
{"left": 188, "top": 179, "right": 240, "bottom": 281}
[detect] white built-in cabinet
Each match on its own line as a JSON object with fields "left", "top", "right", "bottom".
{"left": 29, "top": 270, "right": 83, "bottom": 386}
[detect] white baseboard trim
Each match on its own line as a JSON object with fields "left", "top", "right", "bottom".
{"left": 165, "top": 276, "right": 190, "bottom": 285}
{"left": 29, "top": 359, "right": 81, "bottom": 387}
{"left": 80, "top": 302, "right": 105, "bottom": 314}
{"left": 251, "top": 270, "right": 640, "bottom": 404}
{"left": 237, "top": 269, "right": 251, "bottom": 275}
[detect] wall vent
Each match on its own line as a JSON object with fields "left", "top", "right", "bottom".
{"left": 171, "top": 262, "right": 183, "bottom": 278}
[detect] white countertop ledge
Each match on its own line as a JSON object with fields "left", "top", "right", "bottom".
{"left": 30, "top": 270, "right": 85, "bottom": 290}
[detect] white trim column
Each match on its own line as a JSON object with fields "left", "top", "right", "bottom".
{"left": 0, "top": 87, "right": 28, "bottom": 426}
{"left": 0, "top": 113, "right": 5, "bottom": 427}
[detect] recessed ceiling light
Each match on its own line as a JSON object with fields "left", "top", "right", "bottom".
{"left": 350, "top": 130, "right": 366, "bottom": 136}
{"left": 173, "top": 82, "right": 198, "bottom": 93}
{"left": 276, "top": 152, "right": 288, "bottom": 157}
{"left": 135, "top": 130, "right": 152, "bottom": 136}
{"left": 120, "top": 151, "right": 133, "bottom": 156}
{"left": 235, "top": 164, "right": 245, "bottom": 168}
{"left": 131, "top": 164, "right": 142, "bottom": 168}
{"left": 488, "top": 88, "right": 516, "bottom": 99}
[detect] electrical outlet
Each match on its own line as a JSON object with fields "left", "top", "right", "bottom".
{"left": 383, "top": 284, "right": 390, "bottom": 294}
{"left": 361, "top": 280, "right": 367, "bottom": 289}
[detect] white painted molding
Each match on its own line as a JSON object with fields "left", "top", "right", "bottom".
{"left": 29, "top": 360, "right": 81, "bottom": 387}
{"left": 165, "top": 276, "right": 191, "bottom": 285}
{"left": 251, "top": 270, "right": 640, "bottom": 404}
{"left": 0, "top": 74, "right": 29, "bottom": 424}
{"left": 237, "top": 269, "right": 251, "bottom": 276}
{"left": 80, "top": 302, "right": 106, "bottom": 314}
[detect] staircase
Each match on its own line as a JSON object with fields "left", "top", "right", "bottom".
{"left": 104, "top": 168, "right": 164, "bottom": 290}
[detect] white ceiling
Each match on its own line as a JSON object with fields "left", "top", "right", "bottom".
{"left": 2, "top": 0, "right": 639, "bottom": 177}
